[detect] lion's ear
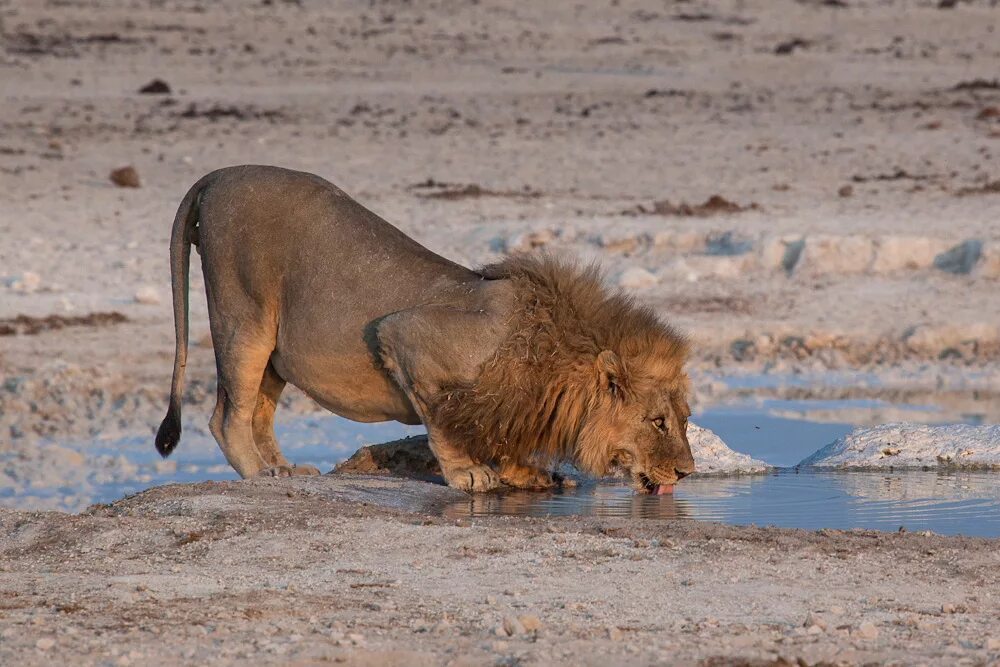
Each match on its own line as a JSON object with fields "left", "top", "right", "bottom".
{"left": 596, "top": 350, "right": 627, "bottom": 399}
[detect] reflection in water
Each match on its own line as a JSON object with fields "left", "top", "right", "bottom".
{"left": 443, "top": 470, "right": 1000, "bottom": 537}
{"left": 442, "top": 484, "right": 693, "bottom": 521}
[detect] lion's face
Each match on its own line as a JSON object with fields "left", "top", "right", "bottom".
{"left": 576, "top": 350, "right": 696, "bottom": 494}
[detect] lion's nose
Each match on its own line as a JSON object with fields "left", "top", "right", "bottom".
{"left": 675, "top": 468, "right": 691, "bottom": 480}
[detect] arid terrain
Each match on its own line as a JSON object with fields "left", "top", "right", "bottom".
{"left": 1, "top": 0, "right": 1000, "bottom": 663}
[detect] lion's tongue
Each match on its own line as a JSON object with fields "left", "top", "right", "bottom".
{"left": 654, "top": 484, "right": 674, "bottom": 495}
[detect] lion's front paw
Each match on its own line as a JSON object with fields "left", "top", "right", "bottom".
{"left": 444, "top": 464, "right": 502, "bottom": 493}
{"left": 501, "top": 465, "right": 557, "bottom": 490}
{"left": 257, "top": 464, "right": 322, "bottom": 478}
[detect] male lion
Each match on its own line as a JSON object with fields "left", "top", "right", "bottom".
{"left": 156, "top": 165, "right": 695, "bottom": 493}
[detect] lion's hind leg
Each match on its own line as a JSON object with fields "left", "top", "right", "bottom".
{"left": 252, "top": 360, "right": 320, "bottom": 478}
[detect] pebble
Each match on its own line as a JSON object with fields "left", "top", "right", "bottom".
{"left": 35, "top": 638, "right": 55, "bottom": 650}
{"left": 134, "top": 286, "right": 161, "bottom": 305}
{"left": 803, "top": 612, "right": 827, "bottom": 630}
{"left": 941, "top": 603, "right": 956, "bottom": 614}
{"left": 519, "top": 614, "right": 543, "bottom": 632}
{"left": 138, "top": 78, "right": 171, "bottom": 94}
{"left": 986, "top": 637, "right": 1000, "bottom": 651}
{"left": 617, "top": 267, "right": 658, "bottom": 289}
{"left": 502, "top": 615, "right": 526, "bottom": 636}
{"left": 854, "top": 622, "right": 879, "bottom": 640}
{"left": 607, "top": 626, "right": 624, "bottom": 642}
{"left": 110, "top": 166, "right": 141, "bottom": 188}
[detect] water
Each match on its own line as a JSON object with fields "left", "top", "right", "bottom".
{"left": 441, "top": 470, "right": 1000, "bottom": 537}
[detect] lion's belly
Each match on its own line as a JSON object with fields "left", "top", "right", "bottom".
{"left": 270, "top": 348, "right": 421, "bottom": 425}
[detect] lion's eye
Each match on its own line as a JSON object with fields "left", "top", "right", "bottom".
{"left": 652, "top": 417, "right": 666, "bottom": 432}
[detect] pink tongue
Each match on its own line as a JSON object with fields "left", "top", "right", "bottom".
{"left": 654, "top": 484, "right": 674, "bottom": 495}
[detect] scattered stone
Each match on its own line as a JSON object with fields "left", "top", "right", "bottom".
{"left": 110, "top": 166, "right": 141, "bottom": 188}
{"left": 35, "top": 638, "right": 55, "bottom": 650}
{"left": 794, "top": 235, "right": 875, "bottom": 276}
{"left": 138, "top": 78, "right": 171, "bottom": 94}
{"left": 933, "top": 239, "right": 983, "bottom": 275}
{"left": 804, "top": 612, "right": 827, "bottom": 630}
{"left": 838, "top": 184, "right": 853, "bottom": 197}
{"left": 518, "top": 615, "right": 543, "bottom": 633}
{"left": 941, "top": 603, "right": 956, "bottom": 614}
{"left": 774, "top": 38, "right": 810, "bottom": 55}
{"left": 506, "top": 229, "right": 555, "bottom": 254}
{"left": 760, "top": 236, "right": 806, "bottom": 273}
{"left": 986, "top": 637, "right": 1000, "bottom": 651}
{"left": 617, "top": 267, "right": 658, "bottom": 289}
{"left": 134, "top": 286, "right": 161, "bottom": 305}
{"left": 501, "top": 615, "right": 526, "bottom": 636}
{"left": 607, "top": 626, "right": 624, "bottom": 641}
{"left": 854, "top": 622, "right": 879, "bottom": 640}
{"left": 871, "top": 236, "right": 951, "bottom": 274}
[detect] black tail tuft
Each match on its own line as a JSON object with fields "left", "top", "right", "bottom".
{"left": 155, "top": 409, "right": 181, "bottom": 458}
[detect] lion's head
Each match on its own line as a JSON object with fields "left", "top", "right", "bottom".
{"left": 574, "top": 349, "right": 695, "bottom": 494}
{"left": 431, "top": 255, "right": 695, "bottom": 493}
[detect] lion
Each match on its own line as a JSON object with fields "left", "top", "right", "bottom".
{"left": 156, "top": 165, "right": 695, "bottom": 493}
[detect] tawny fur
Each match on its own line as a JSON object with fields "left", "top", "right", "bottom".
{"left": 431, "top": 255, "right": 689, "bottom": 472}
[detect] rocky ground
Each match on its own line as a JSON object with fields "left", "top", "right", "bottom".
{"left": 2, "top": 0, "right": 1000, "bottom": 663}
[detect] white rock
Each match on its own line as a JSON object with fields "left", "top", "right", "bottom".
{"left": 661, "top": 255, "right": 756, "bottom": 281}
{"left": 794, "top": 235, "right": 875, "bottom": 276}
{"left": 978, "top": 243, "right": 1000, "bottom": 279}
{"left": 502, "top": 615, "right": 525, "bottom": 636}
{"left": 506, "top": 229, "right": 556, "bottom": 253}
{"left": 759, "top": 236, "right": 805, "bottom": 272}
{"left": 871, "top": 236, "right": 952, "bottom": 274}
{"left": 617, "top": 267, "right": 658, "bottom": 289}
{"left": 854, "top": 622, "right": 879, "bottom": 640}
{"left": 689, "top": 423, "right": 770, "bottom": 475}
{"left": 797, "top": 423, "right": 1000, "bottom": 469}
{"left": 134, "top": 286, "right": 161, "bottom": 305}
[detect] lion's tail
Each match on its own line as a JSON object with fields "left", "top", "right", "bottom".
{"left": 155, "top": 171, "right": 219, "bottom": 458}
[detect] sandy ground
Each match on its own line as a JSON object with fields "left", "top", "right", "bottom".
{"left": 2, "top": 1, "right": 1000, "bottom": 663}
{"left": 2, "top": 475, "right": 1000, "bottom": 666}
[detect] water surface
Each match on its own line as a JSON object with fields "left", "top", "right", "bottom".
{"left": 442, "top": 470, "right": 1000, "bottom": 537}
